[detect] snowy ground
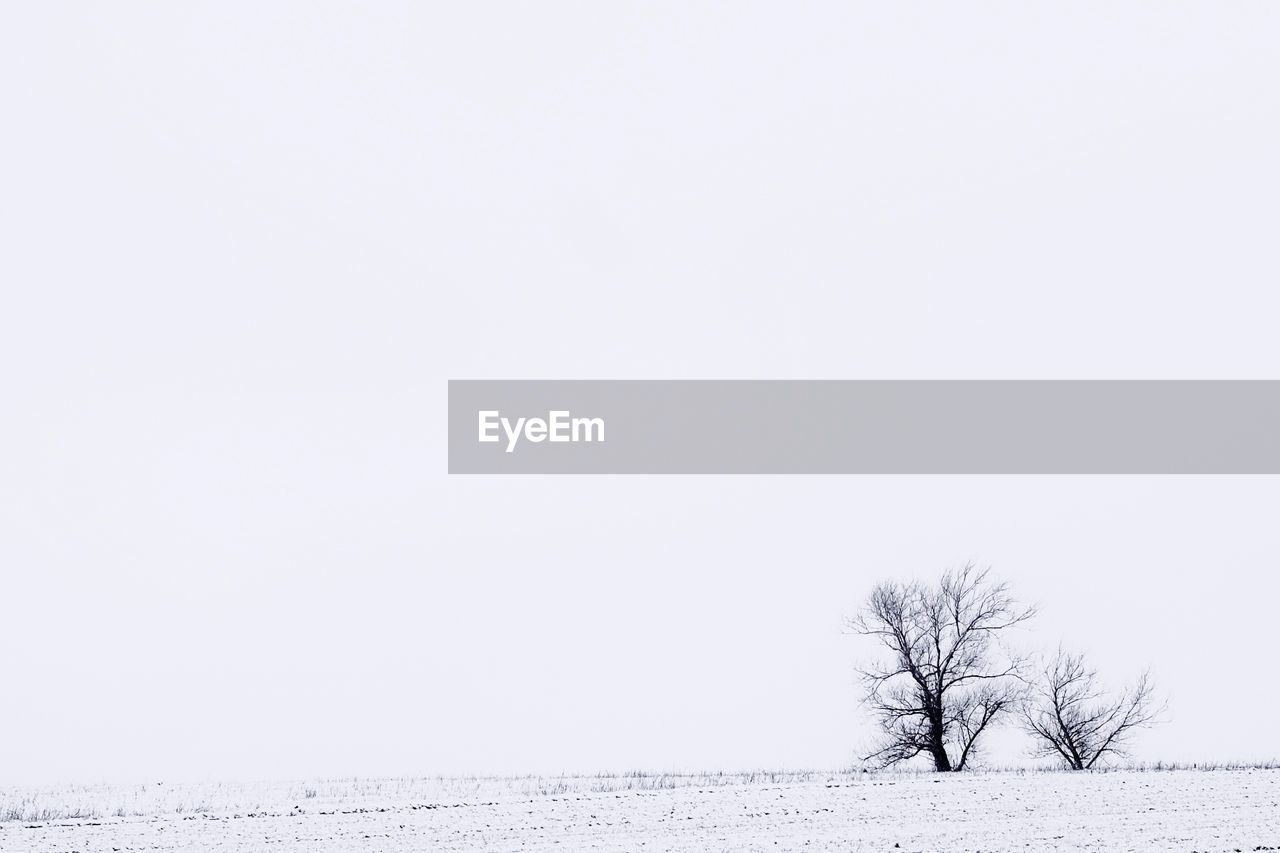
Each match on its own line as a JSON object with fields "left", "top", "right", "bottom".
{"left": 3, "top": 768, "right": 1278, "bottom": 852}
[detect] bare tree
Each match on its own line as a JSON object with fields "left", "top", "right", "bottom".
{"left": 1023, "top": 647, "right": 1163, "bottom": 770}
{"left": 849, "top": 564, "right": 1035, "bottom": 771}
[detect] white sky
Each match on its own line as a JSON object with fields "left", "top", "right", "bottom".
{"left": 2, "top": 3, "right": 1279, "bottom": 785}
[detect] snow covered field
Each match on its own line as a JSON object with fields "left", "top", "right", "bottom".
{"left": 3, "top": 767, "right": 1277, "bottom": 852}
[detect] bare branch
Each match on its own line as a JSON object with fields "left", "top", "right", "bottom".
{"left": 1022, "top": 648, "right": 1164, "bottom": 770}
{"left": 849, "top": 564, "right": 1032, "bottom": 771}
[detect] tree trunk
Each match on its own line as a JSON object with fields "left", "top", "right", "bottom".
{"left": 927, "top": 706, "right": 952, "bottom": 771}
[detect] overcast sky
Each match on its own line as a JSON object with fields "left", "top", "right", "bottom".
{"left": 2, "top": 3, "right": 1279, "bottom": 785}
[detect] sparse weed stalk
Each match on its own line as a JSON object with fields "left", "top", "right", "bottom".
{"left": 1, "top": 763, "right": 1276, "bottom": 824}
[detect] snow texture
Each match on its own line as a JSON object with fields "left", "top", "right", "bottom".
{"left": 3, "top": 768, "right": 1277, "bottom": 851}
